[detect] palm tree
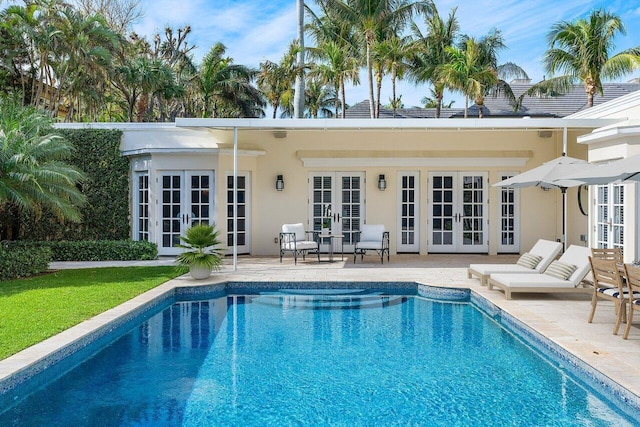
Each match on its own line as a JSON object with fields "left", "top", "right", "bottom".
{"left": 195, "top": 43, "right": 264, "bottom": 118}
{"left": 0, "top": 94, "right": 85, "bottom": 239}
{"left": 440, "top": 38, "right": 494, "bottom": 118}
{"left": 441, "top": 30, "right": 527, "bottom": 118}
{"left": 542, "top": 9, "right": 640, "bottom": 108}
{"left": 374, "top": 34, "right": 412, "bottom": 117}
{"left": 408, "top": 4, "right": 459, "bottom": 118}
{"left": 315, "top": 0, "right": 431, "bottom": 118}
{"left": 306, "top": 7, "right": 360, "bottom": 118}
{"left": 257, "top": 42, "right": 302, "bottom": 118}
{"left": 304, "top": 78, "right": 336, "bottom": 118}
{"left": 421, "top": 89, "right": 454, "bottom": 108}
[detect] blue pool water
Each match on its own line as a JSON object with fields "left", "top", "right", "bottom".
{"left": 1, "top": 290, "right": 638, "bottom": 425}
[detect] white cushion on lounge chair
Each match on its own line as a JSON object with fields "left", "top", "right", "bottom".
{"left": 488, "top": 245, "right": 592, "bottom": 298}
{"left": 468, "top": 239, "right": 562, "bottom": 285}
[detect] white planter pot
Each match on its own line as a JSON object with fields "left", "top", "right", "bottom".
{"left": 189, "top": 264, "right": 212, "bottom": 280}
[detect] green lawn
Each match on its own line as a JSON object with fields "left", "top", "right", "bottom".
{"left": 0, "top": 266, "right": 182, "bottom": 360}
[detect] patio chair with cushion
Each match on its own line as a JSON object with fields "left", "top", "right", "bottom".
{"left": 279, "top": 223, "right": 319, "bottom": 265}
{"left": 353, "top": 224, "right": 389, "bottom": 264}
{"left": 623, "top": 263, "right": 640, "bottom": 339}
{"left": 467, "top": 239, "right": 562, "bottom": 286}
{"left": 487, "top": 245, "right": 592, "bottom": 299}
{"left": 588, "top": 257, "right": 640, "bottom": 335}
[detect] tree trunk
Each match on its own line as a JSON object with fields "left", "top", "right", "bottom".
{"left": 435, "top": 90, "right": 442, "bottom": 119}
{"left": 391, "top": 69, "right": 397, "bottom": 118}
{"left": 293, "top": 0, "right": 305, "bottom": 119}
{"left": 464, "top": 95, "right": 469, "bottom": 118}
{"left": 375, "top": 70, "right": 382, "bottom": 118}
{"left": 366, "top": 43, "right": 375, "bottom": 119}
{"left": 585, "top": 79, "right": 597, "bottom": 108}
{"left": 340, "top": 80, "right": 346, "bottom": 119}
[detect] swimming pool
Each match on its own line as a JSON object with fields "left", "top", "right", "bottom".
{"left": 1, "top": 287, "right": 638, "bottom": 425}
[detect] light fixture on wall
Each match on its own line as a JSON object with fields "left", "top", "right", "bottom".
{"left": 275, "top": 174, "right": 285, "bottom": 191}
{"left": 378, "top": 174, "right": 387, "bottom": 191}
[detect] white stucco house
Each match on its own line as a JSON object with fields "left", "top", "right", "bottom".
{"left": 56, "top": 90, "right": 640, "bottom": 263}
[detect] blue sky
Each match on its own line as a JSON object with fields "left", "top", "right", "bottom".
{"left": 135, "top": 0, "right": 640, "bottom": 110}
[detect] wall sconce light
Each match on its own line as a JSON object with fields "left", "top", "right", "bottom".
{"left": 378, "top": 174, "right": 387, "bottom": 191}
{"left": 275, "top": 174, "right": 284, "bottom": 191}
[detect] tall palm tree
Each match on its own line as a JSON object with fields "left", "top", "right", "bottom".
{"left": 374, "top": 34, "right": 411, "bottom": 117}
{"left": 0, "top": 94, "right": 85, "bottom": 239}
{"left": 306, "top": 6, "right": 360, "bottom": 118}
{"left": 542, "top": 9, "right": 640, "bottom": 108}
{"left": 257, "top": 42, "right": 302, "bottom": 118}
{"left": 304, "top": 78, "right": 336, "bottom": 118}
{"left": 440, "top": 38, "right": 495, "bottom": 118}
{"left": 408, "top": 4, "right": 458, "bottom": 118}
{"left": 293, "top": 0, "right": 305, "bottom": 118}
{"left": 315, "top": 0, "right": 431, "bottom": 118}
{"left": 441, "top": 30, "right": 527, "bottom": 118}
{"left": 195, "top": 43, "right": 264, "bottom": 118}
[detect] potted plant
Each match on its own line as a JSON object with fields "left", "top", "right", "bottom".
{"left": 175, "top": 223, "right": 224, "bottom": 280}
{"left": 322, "top": 205, "right": 332, "bottom": 234}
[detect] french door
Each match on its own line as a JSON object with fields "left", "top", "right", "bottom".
{"left": 497, "top": 172, "right": 520, "bottom": 253}
{"left": 309, "top": 172, "right": 364, "bottom": 253}
{"left": 226, "top": 172, "right": 250, "bottom": 255}
{"left": 428, "top": 172, "right": 488, "bottom": 253}
{"left": 397, "top": 172, "right": 420, "bottom": 252}
{"left": 158, "top": 170, "right": 214, "bottom": 255}
{"left": 595, "top": 184, "right": 624, "bottom": 249}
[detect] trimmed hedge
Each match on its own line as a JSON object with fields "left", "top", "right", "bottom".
{"left": 9, "top": 240, "right": 157, "bottom": 262}
{"left": 20, "top": 129, "right": 130, "bottom": 241}
{"left": 0, "top": 245, "right": 52, "bottom": 281}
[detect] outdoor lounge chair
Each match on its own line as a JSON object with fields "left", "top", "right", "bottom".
{"left": 588, "top": 258, "right": 640, "bottom": 335}
{"left": 467, "top": 239, "right": 562, "bottom": 286}
{"left": 623, "top": 263, "right": 640, "bottom": 339}
{"left": 487, "top": 245, "right": 592, "bottom": 299}
{"left": 279, "top": 223, "right": 319, "bottom": 265}
{"left": 353, "top": 224, "right": 389, "bottom": 264}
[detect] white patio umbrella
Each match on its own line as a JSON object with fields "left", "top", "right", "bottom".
{"left": 558, "top": 154, "right": 640, "bottom": 185}
{"left": 493, "top": 155, "right": 592, "bottom": 251}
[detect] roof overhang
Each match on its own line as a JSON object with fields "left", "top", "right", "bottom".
{"left": 175, "top": 117, "right": 621, "bottom": 131}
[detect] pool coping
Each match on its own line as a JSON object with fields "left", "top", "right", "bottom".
{"left": 1, "top": 278, "right": 639, "bottom": 418}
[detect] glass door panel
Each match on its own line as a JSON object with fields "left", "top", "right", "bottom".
{"left": 227, "top": 173, "right": 250, "bottom": 254}
{"left": 398, "top": 172, "right": 419, "bottom": 252}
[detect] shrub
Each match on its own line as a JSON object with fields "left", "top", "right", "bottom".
{"left": 9, "top": 240, "right": 157, "bottom": 262}
{"left": 0, "top": 245, "right": 52, "bottom": 281}
{"left": 19, "top": 129, "right": 130, "bottom": 241}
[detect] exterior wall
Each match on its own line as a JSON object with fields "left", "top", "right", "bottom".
{"left": 226, "top": 128, "right": 589, "bottom": 256}
{"left": 119, "top": 124, "right": 598, "bottom": 257}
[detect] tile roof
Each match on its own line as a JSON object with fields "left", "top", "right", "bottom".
{"left": 345, "top": 83, "right": 640, "bottom": 119}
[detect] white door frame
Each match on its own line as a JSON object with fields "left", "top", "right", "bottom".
{"left": 397, "top": 171, "right": 420, "bottom": 253}
{"left": 427, "top": 171, "right": 489, "bottom": 253}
